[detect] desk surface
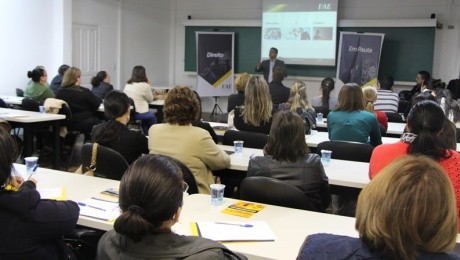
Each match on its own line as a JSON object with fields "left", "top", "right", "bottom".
{"left": 316, "top": 121, "right": 406, "bottom": 135}
{"left": 15, "top": 164, "right": 460, "bottom": 259}
{"left": 0, "top": 107, "right": 65, "bottom": 123}
{"left": 218, "top": 145, "right": 370, "bottom": 189}
{"left": 0, "top": 95, "right": 24, "bottom": 105}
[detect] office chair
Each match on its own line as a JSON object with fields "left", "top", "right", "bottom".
{"left": 240, "top": 176, "right": 316, "bottom": 211}
{"left": 21, "top": 97, "right": 40, "bottom": 112}
{"left": 81, "top": 143, "right": 129, "bottom": 180}
{"left": 223, "top": 130, "right": 268, "bottom": 149}
{"left": 16, "top": 88, "right": 24, "bottom": 97}
{"left": 316, "top": 140, "right": 375, "bottom": 162}
{"left": 385, "top": 112, "right": 404, "bottom": 123}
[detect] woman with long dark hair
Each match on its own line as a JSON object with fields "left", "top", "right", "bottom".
{"left": 91, "top": 71, "right": 114, "bottom": 99}
{"left": 247, "top": 110, "right": 331, "bottom": 212}
{"left": 311, "top": 77, "right": 337, "bottom": 115}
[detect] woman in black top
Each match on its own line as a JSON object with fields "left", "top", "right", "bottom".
{"left": 56, "top": 67, "right": 102, "bottom": 135}
{"left": 91, "top": 90, "right": 148, "bottom": 164}
{"left": 91, "top": 71, "right": 114, "bottom": 99}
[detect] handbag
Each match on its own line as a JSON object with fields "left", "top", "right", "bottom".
{"left": 75, "top": 143, "right": 98, "bottom": 176}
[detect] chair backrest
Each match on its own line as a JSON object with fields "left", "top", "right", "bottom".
{"left": 16, "top": 88, "right": 24, "bottom": 97}
{"left": 240, "top": 176, "right": 315, "bottom": 211}
{"left": 316, "top": 140, "right": 374, "bottom": 162}
{"left": 175, "top": 159, "right": 199, "bottom": 195}
{"left": 385, "top": 112, "right": 404, "bottom": 123}
{"left": 223, "top": 130, "right": 268, "bottom": 149}
{"left": 81, "top": 143, "right": 129, "bottom": 180}
{"left": 59, "top": 103, "right": 75, "bottom": 129}
{"left": 21, "top": 97, "right": 40, "bottom": 112}
{"left": 456, "top": 127, "right": 460, "bottom": 144}
{"left": 0, "top": 98, "right": 8, "bottom": 108}
{"left": 398, "top": 90, "right": 411, "bottom": 101}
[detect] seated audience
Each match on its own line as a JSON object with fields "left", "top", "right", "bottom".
{"left": 227, "top": 72, "right": 250, "bottom": 113}
{"left": 406, "top": 70, "right": 430, "bottom": 101}
{"left": 247, "top": 111, "right": 331, "bottom": 212}
{"left": 327, "top": 83, "right": 382, "bottom": 147}
{"left": 447, "top": 78, "right": 460, "bottom": 100}
{"left": 436, "top": 88, "right": 460, "bottom": 127}
{"left": 91, "top": 71, "right": 114, "bottom": 99}
{"left": 374, "top": 73, "right": 398, "bottom": 113}
{"left": 311, "top": 77, "right": 337, "bottom": 116}
{"left": 56, "top": 67, "right": 102, "bottom": 135}
{"left": 148, "top": 86, "right": 230, "bottom": 194}
{"left": 0, "top": 127, "right": 79, "bottom": 259}
{"left": 49, "top": 64, "right": 69, "bottom": 94}
{"left": 369, "top": 100, "right": 460, "bottom": 220}
{"left": 24, "top": 66, "right": 55, "bottom": 103}
{"left": 298, "top": 155, "right": 458, "bottom": 259}
{"left": 91, "top": 90, "right": 148, "bottom": 164}
{"left": 424, "top": 78, "right": 444, "bottom": 94}
{"left": 97, "top": 154, "right": 246, "bottom": 259}
{"left": 192, "top": 91, "right": 218, "bottom": 144}
{"left": 268, "top": 66, "right": 290, "bottom": 107}
{"left": 278, "top": 81, "right": 316, "bottom": 134}
{"left": 362, "top": 86, "right": 388, "bottom": 131}
{"left": 233, "top": 75, "right": 276, "bottom": 134}
{"left": 124, "top": 65, "right": 157, "bottom": 135}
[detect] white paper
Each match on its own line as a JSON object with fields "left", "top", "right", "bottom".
{"left": 196, "top": 221, "right": 277, "bottom": 242}
{"left": 78, "top": 198, "right": 120, "bottom": 221}
{"left": 37, "top": 187, "right": 64, "bottom": 200}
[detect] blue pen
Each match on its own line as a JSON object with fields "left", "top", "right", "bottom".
{"left": 249, "top": 154, "right": 255, "bottom": 159}
{"left": 78, "top": 202, "right": 106, "bottom": 211}
{"left": 215, "top": 222, "right": 253, "bottom": 227}
{"left": 27, "top": 164, "right": 39, "bottom": 180}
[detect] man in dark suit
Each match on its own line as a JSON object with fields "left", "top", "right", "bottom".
{"left": 255, "top": 47, "right": 287, "bottom": 83}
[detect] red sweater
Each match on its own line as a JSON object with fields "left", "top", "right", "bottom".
{"left": 369, "top": 141, "right": 460, "bottom": 218}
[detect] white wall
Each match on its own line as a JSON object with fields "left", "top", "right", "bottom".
{"left": 119, "top": 0, "right": 171, "bottom": 88}
{"left": 0, "top": 0, "right": 71, "bottom": 96}
{"left": 72, "top": 0, "right": 120, "bottom": 88}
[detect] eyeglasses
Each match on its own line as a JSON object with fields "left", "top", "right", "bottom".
{"left": 182, "top": 181, "right": 189, "bottom": 193}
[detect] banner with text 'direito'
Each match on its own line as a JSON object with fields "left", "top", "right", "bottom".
{"left": 196, "top": 32, "right": 234, "bottom": 97}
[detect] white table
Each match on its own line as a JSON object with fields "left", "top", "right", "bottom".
{"left": 219, "top": 145, "right": 370, "bottom": 189}
{"left": 316, "top": 121, "right": 406, "bottom": 136}
{"left": 0, "top": 108, "right": 66, "bottom": 169}
{"left": 0, "top": 95, "right": 24, "bottom": 106}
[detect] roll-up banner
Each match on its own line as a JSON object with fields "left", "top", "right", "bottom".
{"left": 336, "top": 32, "right": 384, "bottom": 88}
{"left": 196, "top": 32, "right": 234, "bottom": 97}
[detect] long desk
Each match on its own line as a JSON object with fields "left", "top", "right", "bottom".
{"left": 0, "top": 108, "right": 65, "bottom": 169}
{"left": 218, "top": 145, "right": 370, "bottom": 189}
{"left": 0, "top": 95, "right": 24, "bottom": 106}
{"left": 15, "top": 164, "right": 460, "bottom": 259}
{"left": 316, "top": 121, "right": 406, "bottom": 136}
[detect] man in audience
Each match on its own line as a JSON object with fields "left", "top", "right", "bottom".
{"left": 255, "top": 47, "right": 287, "bottom": 83}
{"left": 268, "top": 66, "right": 290, "bottom": 107}
{"left": 374, "top": 74, "right": 399, "bottom": 113}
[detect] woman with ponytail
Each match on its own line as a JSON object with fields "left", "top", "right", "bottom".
{"left": 91, "top": 90, "right": 148, "bottom": 164}
{"left": 91, "top": 71, "right": 113, "bottom": 99}
{"left": 311, "top": 77, "right": 338, "bottom": 116}
{"left": 362, "top": 86, "right": 388, "bottom": 131}
{"left": 97, "top": 154, "right": 246, "bottom": 260}
{"left": 369, "top": 100, "right": 460, "bottom": 225}
{"left": 278, "top": 81, "right": 316, "bottom": 134}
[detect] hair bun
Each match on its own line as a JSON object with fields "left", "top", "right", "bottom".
{"left": 27, "top": 71, "right": 33, "bottom": 78}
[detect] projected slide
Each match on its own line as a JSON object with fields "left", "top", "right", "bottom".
{"left": 261, "top": 0, "right": 338, "bottom": 66}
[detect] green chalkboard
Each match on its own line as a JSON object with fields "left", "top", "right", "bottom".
{"left": 184, "top": 26, "right": 435, "bottom": 82}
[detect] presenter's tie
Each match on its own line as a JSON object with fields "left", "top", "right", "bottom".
{"left": 268, "top": 61, "right": 274, "bottom": 83}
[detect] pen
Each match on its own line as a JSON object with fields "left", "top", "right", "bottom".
{"left": 249, "top": 154, "right": 255, "bottom": 159}
{"left": 78, "top": 202, "right": 106, "bottom": 211}
{"left": 27, "top": 165, "right": 39, "bottom": 180}
{"left": 215, "top": 222, "right": 253, "bottom": 227}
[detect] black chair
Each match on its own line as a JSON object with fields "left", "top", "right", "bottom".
{"left": 16, "top": 88, "right": 24, "bottom": 97}
{"left": 239, "top": 176, "right": 315, "bottom": 211}
{"left": 312, "top": 106, "right": 331, "bottom": 118}
{"left": 0, "top": 98, "right": 8, "bottom": 108}
{"left": 398, "top": 90, "right": 411, "bottom": 101}
{"left": 21, "top": 97, "right": 40, "bottom": 112}
{"left": 316, "top": 140, "right": 374, "bottom": 163}
{"left": 81, "top": 143, "right": 128, "bottom": 180}
{"left": 385, "top": 112, "right": 404, "bottom": 123}
{"left": 456, "top": 128, "right": 460, "bottom": 144}
{"left": 173, "top": 158, "right": 199, "bottom": 195}
{"left": 223, "top": 130, "right": 268, "bottom": 149}
{"left": 127, "top": 98, "right": 142, "bottom": 130}
{"left": 379, "top": 124, "right": 387, "bottom": 136}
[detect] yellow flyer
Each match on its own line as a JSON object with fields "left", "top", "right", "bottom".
{"left": 221, "top": 201, "right": 266, "bottom": 218}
